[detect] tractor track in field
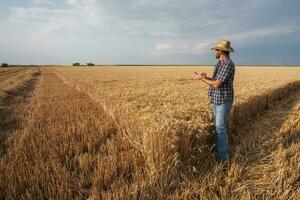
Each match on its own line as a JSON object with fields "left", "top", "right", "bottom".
{"left": 230, "top": 82, "right": 300, "bottom": 161}
{"left": 0, "top": 68, "right": 40, "bottom": 155}
{"left": 50, "top": 68, "right": 144, "bottom": 152}
{"left": 232, "top": 89, "right": 300, "bottom": 163}
{"left": 224, "top": 88, "right": 300, "bottom": 199}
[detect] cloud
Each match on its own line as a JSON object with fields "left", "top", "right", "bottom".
{"left": 152, "top": 40, "right": 212, "bottom": 55}
{"left": 1, "top": 0, "right": 300, "bottom": 64}
{"left": 232, "top": 26, "right": 300, "bottom": 40}
{"left": 153, "top": 43, "right": 171, "bottom": 55}
{"left": 192, "top": 42, "right": 212, "bottom": 53}
{"left": 4, "top": 0, "right": 106, "bottom": 40}
{"left": 155, "top": 43, "right": 171, "bottom": 51}
{"left": 152, "top": 24, "right": 300, "bottom": 56}
{"left": 30, "top": 0, "right": 54, "bottom": 6}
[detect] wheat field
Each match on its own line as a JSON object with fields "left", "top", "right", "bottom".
{"left": 0, "top": 66, "right": 299, "bottom": 199}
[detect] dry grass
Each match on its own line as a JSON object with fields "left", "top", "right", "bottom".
{"left": 0, "top": 67, "right": 39, "bottom": 97}
{"left": 0, "top": 67, "right": 40, "bottom": 154}
{"left": 0, "top": 66, "right": 299, "bottom": 199}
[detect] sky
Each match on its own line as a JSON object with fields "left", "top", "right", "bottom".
{"left": 0, "top": 0, "right": 300, "bottom": 65}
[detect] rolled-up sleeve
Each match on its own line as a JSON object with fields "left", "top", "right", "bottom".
{"left": 216, "top": 63, "right": 234, "bottom": 83}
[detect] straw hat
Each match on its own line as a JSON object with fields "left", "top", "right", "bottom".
{"left": 211, "top": 39, "right": 234, "bottom": 52}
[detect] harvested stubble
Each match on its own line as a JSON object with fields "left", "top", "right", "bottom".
{"left": 0, "top": 67, "right": 39, "bottom": 98}
{"left": 0, "top": 66, "right": 299, "bottom": 199}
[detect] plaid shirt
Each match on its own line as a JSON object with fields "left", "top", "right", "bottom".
{"left": 208, "top": 57, "right": 235, "bottom": 105}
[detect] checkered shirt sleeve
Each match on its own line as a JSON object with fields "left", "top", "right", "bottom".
{"left": 216, "top": 61, "right": 234, "bottom": 83}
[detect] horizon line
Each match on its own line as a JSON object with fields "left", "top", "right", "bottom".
{"left": 2, "top": 64, "right": 300, "bottom": 67}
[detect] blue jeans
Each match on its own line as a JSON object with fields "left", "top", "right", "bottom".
{"left": 211, "top": 100, "right": 233, "bottom": 160}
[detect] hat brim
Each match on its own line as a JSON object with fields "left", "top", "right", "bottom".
{"left": 211, "top": 46, "right": 234, "bottom": 52}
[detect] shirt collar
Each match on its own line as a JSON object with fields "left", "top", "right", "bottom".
{"left": 220, "top": 56, "right": 230, "bottom": 63}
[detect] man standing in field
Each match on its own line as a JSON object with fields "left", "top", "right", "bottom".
{"left": 196, "top": 39, "right": 235, "bottom": 161}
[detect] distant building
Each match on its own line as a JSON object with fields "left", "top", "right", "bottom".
{"left": 72, "top": 63, "right": 80, "bottom": 66}
{"left": 1, "top": 63, "right": 8, "bottom": 67}
{"left": 87, "top": 63, "right": 95, "bottom": 66}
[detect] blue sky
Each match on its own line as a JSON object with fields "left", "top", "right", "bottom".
{"left": 0, "top": 0, "right": 300, "bottom": 65}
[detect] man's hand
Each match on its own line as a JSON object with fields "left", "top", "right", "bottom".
{"left": 195, "top": 72, "right": 207, "bottom": 80}
{"left": 200, "top": 73, "right": 207, "bottom": 79}
{"left": 195, "top": 72, "right": 221, "bottom": 88}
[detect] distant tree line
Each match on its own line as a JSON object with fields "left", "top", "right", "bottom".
{"left": 1, "top": 63, "right": 8, "bottom": 67}
{"left": 72, "top": 63, "right": 95, "bottom": 66}
{"left": 72, "top": 63, "right": 80, "bottom": 66}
